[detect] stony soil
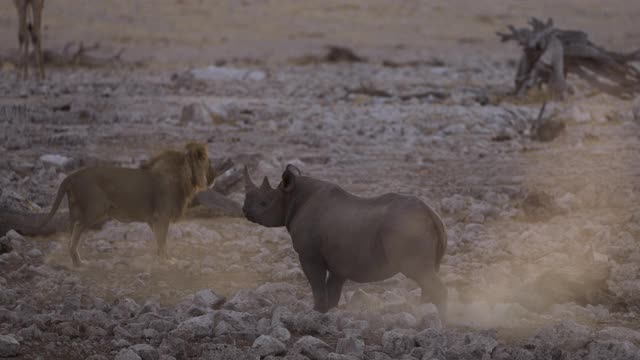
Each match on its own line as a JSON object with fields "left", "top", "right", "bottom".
{"left": 1, "top": 1, "right": 640, "bottom": 359}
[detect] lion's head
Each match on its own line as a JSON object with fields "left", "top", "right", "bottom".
{"left": 185, "top": 142, "right": 211, "bottom": 192}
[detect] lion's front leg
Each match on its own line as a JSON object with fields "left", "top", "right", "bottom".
{"left": 150, "top": 220, "right": 171, "bottom": 261}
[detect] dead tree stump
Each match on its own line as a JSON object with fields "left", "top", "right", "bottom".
{"left": 498, "top": 18, "right": 640, "bottom": 99}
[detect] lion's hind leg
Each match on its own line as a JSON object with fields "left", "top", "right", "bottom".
{"left": 69, "top": 222, "right": 86, "bottom": 267}
{"left": 67, "top": 184, "right": 110, "bottom": 267}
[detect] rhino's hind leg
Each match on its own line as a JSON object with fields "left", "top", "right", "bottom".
{"left": 415, "top": 271, "right": 448, "bottom": 317}
{"left": 300, "top": 257, "right": 328, "bottom": 312}
{"left": 326, "top": 272, "right": 345, "bottom": 309}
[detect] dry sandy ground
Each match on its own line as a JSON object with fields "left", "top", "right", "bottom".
{"left": 1, "top": 1, "right": 640, "bottom": 359}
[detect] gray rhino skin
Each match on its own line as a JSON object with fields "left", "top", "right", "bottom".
{"left": 242, "top": 165, "right": 448, "bottom": 314}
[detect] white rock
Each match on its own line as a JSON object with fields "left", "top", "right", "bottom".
{"left": 381, "top": 329, "right": 415, "bottom": 357}
{"left": 411, "top": 303, "right": 442, "bottom": 330}
{"left": 447, "top": 332, "right": 498, "bottom": 358}
{"left": 256, "top": 317, "right": 271, "bottom": 335}
{"left": 467, "top": 202, "right": 495, "bottom": 223}
{"left": 598, "top": 327, "right": 640, "bottom": 344}
{"left": 336, "top": 336, "right": 365, "bottom": 355}
{"left": 142, "top": 328, "right": 158, "bottom": 339}
{"left": 224, "top": 289, "right": 272, "bottom": 312}
{"left": 17, "top": 324, "right": 42, "bottom": 341}
{"left": 110, "top": 298, "right": 140, "bottom": 320}
{"left": 130, "top": 343, "right": 159, "bottom": 360}
{"left": 149, "top": 319, "right": 175, "bottom": 333}
{"left": 381, "top": 312, "right": 418, "bottom": 329}
{"left": 326, "top": 353, "right": 360, "bottom": 360}
{"left": 430, "top": 67, "right": 449, "bottom": 75}
{"left": 113, "top": 326, "right": 132, "bottom": 339}
{"left": 585, "top": 340, "right": 639, "bottom": 360}
{"left": 345, "top": 289, "right": 382, "bottom": 311}
{"left": 203, "top": 103, "right": 230, "bottom": 124}
{"left": 270, "top": 326, "right": 291, "bottom": 342}
{"left": 72, "top": 309, "right": 110, "bottom": 327}
{"left": 341, "top": 318, "right": 369, "bottom": 337}
{"left": 175, "top": 313, "right": 215, "bottom": 339}
{"left": 533, "top": 320, "right": 592, "bottom": 351}
{"left": 609, "top": 263, "right": 639, "bottom": 283}
{"left": 213, "top": 320, "right": 233, "bottom": 337}
{"left": 6, "top": 230, "right": 24, "bottom": 246}
{"left": 556, "top": 192, "right": 581, "bottom": 212}
{"left": 252, "top": 335, "right": 286, "bottom": 357}
{"left": 40, "top": 154, "right": 72, "bottom": 167}
{"left": 414, "top": 328, "right": 446, "bottom": 359}
{"left": 255, "top": 282, "right": 298, "bottom": 304}
{"left": 282, "top": 311, "right": 337, "bottom": 335}
{"left": 211, "top": 310, "right": 258, "bottom": 336}
{"left": 190, "top": 66, "right": 266, "bottom": 82}
{"left": 271, "top": 306, "right": 292, "bottom": 327}
{"left": 86, "top": 355, "right": 109, "bottom": 360}
{"left": 0, "top": 334, "right": 19, "bottom": 357}
{"left": 179, "top": 103, "right": 210, "bottom": 126}
{"left": 87, "top": 326, "right": 108, "bottom": 337}
{"left": 439, "top": 123, "right": 467, "bottom": 136}
{"left": 136, "top": 299, "right": 160, "bottom": 316}
{"left": 200, "top": 344, "right": 259, "bottom": 360}
{"left": 609, "top": 279, "right": 640, "bottom": 299}
{"left": 366, "top": 351, "right": 392, "bottom": 360}
{"left": 193, "top": 289, "right": 225, "bottom": 309}
{"left": 293, "top": 336, "right": 331, "bottom": 360}
{"left": 568, "top": 106, "right": 592, "bottom": 123}
{"left": 26, "top": 248, "right": 43, "bottom": 258}
{"left": 115, "top": 348, "right": 142, "bottom": 360}
{"left": 441, "top": 194, "right": 467, "bottom": 214}
{"left": 158, "top": 336, "right": 186, "bottom": 358}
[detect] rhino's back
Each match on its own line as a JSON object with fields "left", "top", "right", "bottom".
{"left": 293, "top": 179, "right": 446, "bottom": 271}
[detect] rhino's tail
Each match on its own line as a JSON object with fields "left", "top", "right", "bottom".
{"left": 427, "top": 205, "right": 448, "bottom": 273}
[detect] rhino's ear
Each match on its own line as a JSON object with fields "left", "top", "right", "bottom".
{"left": 285, "top": 164, "right": 301, "bottom": 177}
{"left": 282, "top": 166, "right": 298, "bottom": 193}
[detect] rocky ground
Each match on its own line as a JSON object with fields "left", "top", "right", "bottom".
{"left": 2, "top": 1, "right": 640, "bottom": 359}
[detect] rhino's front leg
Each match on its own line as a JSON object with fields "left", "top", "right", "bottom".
{"left": 326, "top": 272, "right": 345, "bottom": 309}
{"left": 300, "top": 257, "right": 328, "bottom": 312}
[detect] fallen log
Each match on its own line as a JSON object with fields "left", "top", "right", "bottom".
{"left": 190, "top": 191, "right": 243, "bottom": 218}
{"left": 0, "top": 209, "right": 69, "bottom": 237}
{"left": 325, "top": 45, "right": 366, "bottom": 63}
{"left": 0, "top": 41, "right": 143, "bottom": 70}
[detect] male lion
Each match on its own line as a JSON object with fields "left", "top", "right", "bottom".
{"left": 39, "top": 142, "right": 214, "bottom": 266}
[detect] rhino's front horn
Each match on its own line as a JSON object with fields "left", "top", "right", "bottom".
{"left": 244, "top": 166, "right": 256, "bottom": 191}
{"left": 261, "top": 176, "right": 272, "bottom": 190}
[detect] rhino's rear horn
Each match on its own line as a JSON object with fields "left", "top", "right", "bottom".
{"left": 244, "top": 166, "right": 257, "bottom": 191}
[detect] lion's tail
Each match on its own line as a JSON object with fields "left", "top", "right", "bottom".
{"left": 427, "top": 205, "right": 448, "bottom": 273}
{"left": 38, "top": 177, "right": 70, "bottom": 229}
